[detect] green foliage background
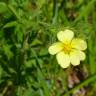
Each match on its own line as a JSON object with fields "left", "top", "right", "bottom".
{"left": 0, "top": 0, "right": 96, "bottom": 96}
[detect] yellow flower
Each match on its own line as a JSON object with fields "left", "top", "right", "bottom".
{"left": 48, "top": 29, "right": 87, "bottom": 68}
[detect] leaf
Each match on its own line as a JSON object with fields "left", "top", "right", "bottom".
{"left": 15, "top": 25, "right": 23, "bottom": 42}
{"left": 37, "top": 69, "right": 50, "bottom": 96}
{"left": 36, "top": 0, "right": 45, "bottom": 9}
{"left": 3, "top": 21, "right": 18, "bottom": 28}
{"left": 0, "top": 65, "right": 3, "bottom": 79}
{"left": 7, "top": 4, "right": 21, "bottom": 20}
{"left": 0, "top": 2, "right": 8, "bottom": 13}
{"left": 3, "top": 44, "right": 13, "bottom": 60}
{"left": 23, "top": 88, "right": 33, "bottom": 96}
{"left": 16, "top": 86, "right": 23, "bottom": 96}
{"left": 25, "top": 59, "right": 36, "bottom": 68}
{"left": 31, "top": 39, "right": 43, "bottom": 46}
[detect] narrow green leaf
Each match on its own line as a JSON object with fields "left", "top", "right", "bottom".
{"left": 3, "top": 21, "right": 18, "bottom": 28}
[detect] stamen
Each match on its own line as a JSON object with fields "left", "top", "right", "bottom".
{"left": 63, "top": 43, "right": 72, "bottom": 54}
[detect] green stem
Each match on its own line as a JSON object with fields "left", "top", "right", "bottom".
{"left": 52, "top": 0, "right": 58, "bottom": 24}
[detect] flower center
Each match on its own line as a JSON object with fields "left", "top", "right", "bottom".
{"left": 63, "top": 43, "right": 72, "bottom": 54}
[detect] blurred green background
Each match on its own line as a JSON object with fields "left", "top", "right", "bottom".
{"left": 0, "top": 0, "right": 96, "bottom": 96}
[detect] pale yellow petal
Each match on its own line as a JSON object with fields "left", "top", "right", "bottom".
{"left": 48, "top": 42, "right": 64, "bottom": 55}
{"left": 70, "top": 50, "right": 80, "bottom": 66}
{"left": 57, "top": 29, "right": 74, "bottom": 43}
{"left": 56, "top": 51, "right": 70, "bottom": 68}
{"left": 79, "top": 51, "right": 86, "bottom": 61}
{"left": 71, "top": 38, "right": 87, "bottom": 50}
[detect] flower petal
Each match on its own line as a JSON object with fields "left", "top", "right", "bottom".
{"left": 56, "top": 51, "right": 70, "bottom": 68}
{"left": 48, "top": 42, "right": 64, "bottom": 55}
{"left": 57, "top": 29, "right": 74, "bottom": 43}
{"left": 70, "top": 50, "right": 80, "bottom": 66}
{"left": 79, "top": 51, "right": 86, "bottom": 61}
{"left": 71, "top": 39, "right": 87, "bottom": 50}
